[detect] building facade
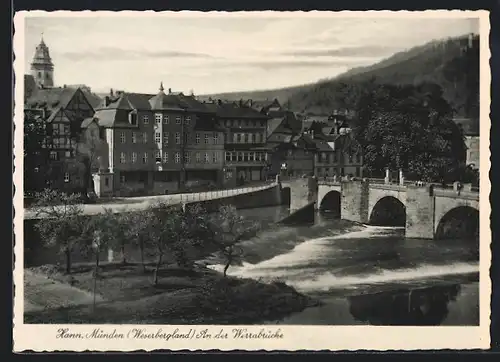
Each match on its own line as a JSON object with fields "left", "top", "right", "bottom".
{"left": 93, "top": 85, "right": 223, "bottom": 196}
{"left": 204, "top": 100, "right": 270, "bottom": 186}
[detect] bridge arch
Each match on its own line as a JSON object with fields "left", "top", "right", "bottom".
{"left": 319, "top": 190, "right": 341, "bottom": 217}
{"left": 435, "top": 206, "right": 479, "bottom": 240}
{"left": 369, "top": 196, "right": 406, "bottom": 227}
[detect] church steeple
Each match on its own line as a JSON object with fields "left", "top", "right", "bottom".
{"left": 159, "top": 81, "right": 165, "bottom": 92}
{"left": 31, "top": 34, "right": 54, "bottom": 88}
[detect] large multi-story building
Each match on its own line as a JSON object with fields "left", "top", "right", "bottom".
{"left": 204, "top": 100, "right": 270, "bottom": 185}
{"left": 92, "top": 85, "right": 223, "bottom": 196}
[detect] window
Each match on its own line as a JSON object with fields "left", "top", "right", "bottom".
{"left": 225, "top": 120, "right": 231, "bottom": 127}
{"left": 185, "top": 116, "right": 191, "bottom": 125}
{"left": 120, "top": 132, "right": 126, "bottom": 143}
{"left": 129, "top": 113, "right": 137, "bottom": 126}
{"left": 163, "top": 115, "right": 169, "bottom": 124}
{"left": 204, "top": 134, "right": 209, "bottom": 144}
{"left": 195, "top": 133, "right": 200, "bottom": 144}
{"left": 155, "top": 151, "right": 161, "bottom": 162}
{"left": 175, "top": 132, "right": 181, "bottom": 144}
{"left": 175, "top": 152, "right": 180, "bottom": 163}
{"left": 213, "top": 152, "right": 218, "bottom": 163}
{"left": 184, "top": 132, "right": 189, "bottom": 144}
{"left": 184, "top": 152, "right": 190, "bottom": 164}
{"left": 143, "top": 132, "right": 148, "bottom": 143}
{"left": 132, "top": 132, "right": 137, "bottom": 143}
{"left": 155, "top": 113, "right": 162, "bottom": 125}
{"left": 142, "top": 152, "right": 148, "bottom": 164}
{"left": 356, "top": 153, "right": 361, "bottom": 163}
{"left": 244, "top": 152, "right": 250, "bottom": 162}
{"left": 232, "top": 133, "right": 237, "bottom": 143}
{"left": 236, "top": 134, "right": 241, "bottom": 143}
{"left": 356, "top": 167, "right": 360, "bottom": 177}
{"left": 196, "top": 152, "right": 201, "bottom": 163}
{"left": 237, "top": 152, "right": 243, "bottom": 162}
{"left": 38, "top": 71, "right": 41, "bottom": 78}
{"left": 65, "top": 151, "right": 71, "bottom": 158}
{"left": 120, "top": 152, "right": 126, "bottom": 164}
{"left": 120, "top": 175, "right": 126, "bottom": 184}
{"left": 225, "top": 152, "right": 231, "bottom": 162}
{"left": 155, "top": 132, "right": 161, "bottom": 144}
{"left": 252, "top": 152, "right": 257, "bottom": 161}
{"left": 213, "top": 133, "right": 219, "bottom": 144}
{"left": 143, "top": 115, "right": 149, "bottom": 125}
{"left": 249, "top": 134, "right": 253, "bottom": 143}
{"left": 204, "top": 153, "right": 210, "bottom": 163}
{"left": 163, "top": 132, "right": 169, "bottom": 144}
{"left": 105, "top": 177, "right": 109, "bottom": 187}
{"left": 49, "top": 151, "right": 58, "bottom": 161}
{"left": 132, "top": 152, "right": 137, "bottom": 163}
{"left": 176, "top": 116, "right": 181, "bottom": 124}
{"left": 64, "top": 172, "right": 70, "bottom": 183}
{"left": 163, "top": 152, "right": 169, "bottom": 163}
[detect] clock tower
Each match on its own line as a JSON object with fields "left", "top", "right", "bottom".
{"left": 30, "top": 34, "right": 54, "bottom": 88}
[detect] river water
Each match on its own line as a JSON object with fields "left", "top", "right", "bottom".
{"left": 210, "top": 206, "right": 480, "bottom": 326}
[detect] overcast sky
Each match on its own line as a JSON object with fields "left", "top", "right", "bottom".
{"left": 23, "top": 13, "right": 479, "bottom": 95}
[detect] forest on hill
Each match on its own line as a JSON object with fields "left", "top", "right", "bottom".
{"left": 203, "top": 34, "right": 479, "bottom": 119}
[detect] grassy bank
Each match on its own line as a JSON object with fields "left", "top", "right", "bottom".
{"left": 24, "top": 262, "right": 320, "bottom": 324}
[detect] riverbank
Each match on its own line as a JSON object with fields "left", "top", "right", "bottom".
{"left": 24, "top": 262, "right": 320, "bottom": 324}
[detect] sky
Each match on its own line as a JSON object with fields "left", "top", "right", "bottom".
{"left": 23, "top": 13, "right": 479, "bottom": 95}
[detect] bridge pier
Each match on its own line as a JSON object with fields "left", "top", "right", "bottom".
{"left": 405, "top": 185, "right": 435, "bottom": 239}
{"left": 341, "top": 179, "right": 370, "bottom": 224}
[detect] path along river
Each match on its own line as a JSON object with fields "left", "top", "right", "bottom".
{"left": 209, "top": 206, "right": 480, "bottom": 326}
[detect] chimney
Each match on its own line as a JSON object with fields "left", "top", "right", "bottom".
{"left": 218, "top": 99, "right": 222, "bottom": 106}
{"left": 110, "top": 88, "right": 114, "bottom": 97}
{"left": 168, "top": 88, "right": 172, "bottom": 94}
{"left": 63, "top": 84, "right": 67, "bottom": 88}
{"left": 104, "top": 96, "right": 110, "bottom": 107}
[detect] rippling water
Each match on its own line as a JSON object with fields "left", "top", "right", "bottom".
{"left": 209, "top": 207, "right": 480, "bottom": 326}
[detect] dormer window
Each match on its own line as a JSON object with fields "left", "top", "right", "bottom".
{"left": 142, "top": 115, "right": 149, "bottom": 125}
{"left": 129, "top": 111, "right": 137, "bottom": 126}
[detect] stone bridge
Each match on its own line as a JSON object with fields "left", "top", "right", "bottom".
{"left": 280, "top": 177, "right": 480, "bottom": 239}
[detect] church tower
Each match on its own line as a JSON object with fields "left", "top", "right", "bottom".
{"left": 30, "top": 35, "right": 54, "bottom": 88}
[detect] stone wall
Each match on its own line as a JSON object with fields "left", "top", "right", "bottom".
{"left": 183, "top": 184, "right": 282, "bottom": 213}
{"left": 405, "top": 185, "right": 435, "bottom": 239}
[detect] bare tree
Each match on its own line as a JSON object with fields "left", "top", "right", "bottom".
{"left": 209, "top": 205, "right": 259, "bottom": 277}
{"left": 33, "top": 189, "right": 85, "bottom": 274}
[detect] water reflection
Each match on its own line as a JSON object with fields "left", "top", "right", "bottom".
{"left": 348, "top": 284, "right": 461, "bottom": 326}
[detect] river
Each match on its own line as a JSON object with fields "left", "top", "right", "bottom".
{"left": 209, "top": 205, "right": 480, "bottom": 326}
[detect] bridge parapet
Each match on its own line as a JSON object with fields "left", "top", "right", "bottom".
{"left": 433, "top": 188, "right": 479, "bottom": 201}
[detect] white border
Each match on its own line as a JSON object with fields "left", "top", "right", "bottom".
{"left": 13, "top": 10, "right": 492, "bottom": 351}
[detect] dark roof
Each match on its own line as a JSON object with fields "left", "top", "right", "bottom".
{"left": 453, "top": 117, "right": 479, "bottom": 136}
{"left": 81, "top": 117, "right": 99, "bottom": 128}
{"left": 96, "top": 91, "right": 213, "bottom": 113}
{"left": 26, "top": 87, "right": 78, "bottom": 110}
{"left": 312, "top": 138, "right": 334, "bottom": 152}
{"left": 267, "top": 117, "right": 284, "bottom": 136}
{"left": 203, "top": 101, "right": 268, "bottom": 119}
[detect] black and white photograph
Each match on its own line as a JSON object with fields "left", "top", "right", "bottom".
{"left": 13, "top": 10, "right": 490, "bottom": 351}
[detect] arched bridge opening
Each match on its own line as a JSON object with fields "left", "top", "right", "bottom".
{"left": 435, "top": 206, "right": 479, "bottom": 241}
{"left": 369, "top": 196, "right": 406, "bottom": 227}
{"left": 280, "top": 187, "right": 291, "bottom": 207}
{"left": 319, "top": 191, "right": 341, "bottom": 218}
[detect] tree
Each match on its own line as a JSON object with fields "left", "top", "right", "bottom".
{"left": 24, "top": 109, "right": 49, "bottom": 193}
{"left": 76, "top": 123, "right": 106, "bottom": 194}
{"left": 208, "top": 205, "right": 259, "bottom": 277}
{"left": 33, "top": 189, "right": 85, "bottom": 274}
{"left": 123, "top": 212, "right": 151, "bottom": 272}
